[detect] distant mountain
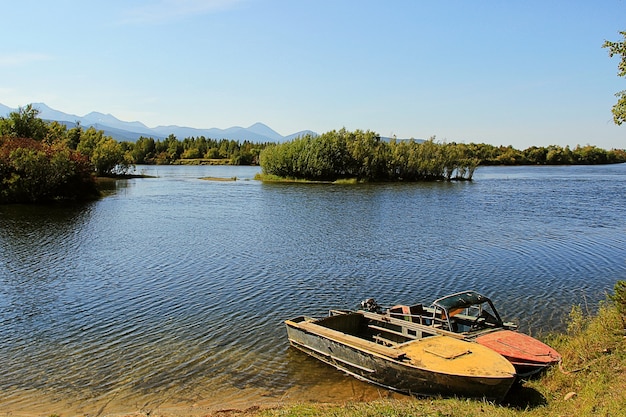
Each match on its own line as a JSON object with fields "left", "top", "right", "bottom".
{"left": 284, "top": 130, "right": 317, "bottom": 141}
{"left": 32, "top": 102, "right": 82, "bottom": 123}
{"left": 0, "top": 102, "right": 317, "bottom": 143}
{"left": 0, "top": 103, "right": 15, "bottom": 116}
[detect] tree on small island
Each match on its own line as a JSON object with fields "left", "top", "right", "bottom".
{"left": 258, "top": 129, "right": 479, "bottom": 182}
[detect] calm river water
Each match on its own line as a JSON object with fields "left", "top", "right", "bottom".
{"left": 1, "top": 164, "right": 625, "bottom": 415}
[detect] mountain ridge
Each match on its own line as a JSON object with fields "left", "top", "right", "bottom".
{"left": 0, "top": 102, "right": 316, "bottom": 143}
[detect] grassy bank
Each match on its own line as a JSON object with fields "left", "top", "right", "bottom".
{"left": 254, "top": 173, "right": 361, "bottom": 184}
{"left": 251, "top": 289, "right": 626, "bottom": 417}
{"left": 173, "top": 158, "right": 232, "bottom": 165}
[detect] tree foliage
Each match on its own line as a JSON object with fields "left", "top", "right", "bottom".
{"left": 0, "top": 104, "right": 48, "bottom": 141}
{"left": 476, "top": 143, "right": 626, "bottom": 165}
{"left": 76, "top": 127, "right": 132, "bottom": 176}
{"left": 126, "top": 135, "right": 266, "bottom": 165}
{"left": 0, "top": 137, "right": 98, "bottom": 203}
{"left": 2, "top": 104, "right": 624, "bottom": 203}
{"left": 0, "top": 105, "right": 133, "bottom": 203}
{"left": 259, "top": 129, "right": 479, "bottom": 182}
{"left": 603, "top": 31, "right": 626, "bottom": 125}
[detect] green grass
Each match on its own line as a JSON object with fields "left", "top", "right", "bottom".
{"left": 254, "top": 173, "right": 363, "bottom": 184}
{"left": 254, "top": 292, "right": 626, "bottom": 417}
{"left": 175, "top": 158, "right": 231, "bottom": 165}
{"left": 254, "top": 173, "right": 327, "bottom": 183}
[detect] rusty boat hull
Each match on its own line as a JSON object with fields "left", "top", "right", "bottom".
{"left": 285, "top": 312, "right": 516, "bottom": 401}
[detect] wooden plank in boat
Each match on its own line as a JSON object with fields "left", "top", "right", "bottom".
{"left": 359, "top": 310, "right": 465, "bottom": 339}
{"left": 296, "top": 321, "right": 406, "bottom": 360}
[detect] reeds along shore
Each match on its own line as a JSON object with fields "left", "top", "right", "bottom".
{"left": 259, "top": 130, "right": 479, "bottom": 182}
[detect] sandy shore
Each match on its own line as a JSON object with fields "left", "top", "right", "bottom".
{"left": 0, "top": 376, "right": 403, "bottom": 417}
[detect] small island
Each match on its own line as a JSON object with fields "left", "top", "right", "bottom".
{"left": 200, "top": 176, "right": 237, "bottom": 181}
{"left": 257, "top": 129, "right": 479, "bottom": 183}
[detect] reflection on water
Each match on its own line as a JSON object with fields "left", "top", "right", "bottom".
{"left": 1, "top": 164, "right": 625, "bottom": 415}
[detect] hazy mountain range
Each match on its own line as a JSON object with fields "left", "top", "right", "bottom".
{"left": 0, "top": 102, "right": 316, "bottom": 143}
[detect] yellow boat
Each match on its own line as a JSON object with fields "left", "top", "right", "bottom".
{"left": 285, "top": 311, "right": 516, "bottom": 401}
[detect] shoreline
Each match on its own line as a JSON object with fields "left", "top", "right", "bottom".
{"left": 0, "top": 376, "right": 403, "bottom": 417}
{"left": 3, "top": 300, "right": 624, "bottom": 417}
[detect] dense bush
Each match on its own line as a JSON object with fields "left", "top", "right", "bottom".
{"left": 0, "top": 105, "right": 133, "bottom": 203}
{"left": 0, "top": 137, "right": 98, "bottom": 203}
{"left": 259, "top": 129, "right": 479, "bottom": 182}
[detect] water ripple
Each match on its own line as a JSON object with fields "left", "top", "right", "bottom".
{"left": 1, "top": 164, "right": 626, "bottom": 414}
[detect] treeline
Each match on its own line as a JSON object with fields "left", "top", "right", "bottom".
{"left": 130, "top": 135, "right": 268, "bottom": 165}
{"left": 468, "top": 143, "right": 626, "bottom": 165}
{"left": 259, "top": 129, "right": 480, "bottom": 182}
{"left": 2, "top": 104, "right": 626, "bottom": 201}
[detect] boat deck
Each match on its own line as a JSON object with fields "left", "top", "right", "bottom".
{"left": 295, "top": 319, "right": 407, "bottom": 360}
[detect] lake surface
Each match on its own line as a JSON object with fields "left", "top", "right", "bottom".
{"left": 1, "top": 164, "right": 625, "bottom": 415}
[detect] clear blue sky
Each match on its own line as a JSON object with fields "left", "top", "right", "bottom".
{"left": 1, "top": 0, "right": 625, "bottom": 149}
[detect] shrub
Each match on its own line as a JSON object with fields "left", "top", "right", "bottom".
{"left": 0, "top": 137, "right": 99, "bottom": 203}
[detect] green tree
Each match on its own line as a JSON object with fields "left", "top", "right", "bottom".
{"left": 571, "top": 145, "right": 608, "bottom": 164}
{"left": 181, "top": 147, "right": 201, "bottom": 159}
{"left": 387, "top": 139, "right": 410, "bottom": 179}
{"left": 76, "top": 127, "right": 105, "bottom": 160}
{"left": 524, "top": 146, "right": 548, "bottom": 164}
{"left": 205, "top": 147, "right": 221, "bottom": 159}
{"left": 546, "top": 145, "right": 573, "bottom": 165}
{"left": 130, "top": 136, "right": 156, "bottom": 164}
{"left": 345, "top": 129, "right": 385, "bottom": 180}
{"left": 65, "top": 123, "right": 83, "bottom": 150}
{"left": 91, "top": 137, "right": 131, "bottom": 176}
{"left": 43, "top": 121, "right": 68, "bottom": 145}
{"left": 494, "top": 146, "right": 524, "bottom": 165}
{"left": 76, "top": 127, "right": 132, "bottom": 175}
{"left": 603, "top": 31, "right": 626, "bottom": 125}
{"left": 0, "top": 104, "right": 48, "bottom": 141}
{"left": 165, "top": 134, "right": 182, "bottom": 160}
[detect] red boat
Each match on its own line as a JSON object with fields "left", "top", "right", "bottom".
{"left": 474, "top": 329, "right": 561, "bottom": 376}
{"left": 362, "top": 291, "right": 561, "bottom": 377}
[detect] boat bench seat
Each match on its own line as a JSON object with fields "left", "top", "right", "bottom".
{"left": 297, "top": 321, "right": 406, "bottom": 360}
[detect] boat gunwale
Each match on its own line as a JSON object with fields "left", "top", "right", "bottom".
{"left": 285, "top": 314, "right": 516, "bottom": 380}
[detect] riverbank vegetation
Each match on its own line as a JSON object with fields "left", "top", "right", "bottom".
{"left": 0, "top": 106, "right": 103, "bottom": 203}
{"left": 474, "top": 142, "right": 626, "bottom": 165}
{"left": 0, "top": 136, "right": 99, "bottom": 203}
{"left": 129, "top": 133, "right": 626, "bottom": 169}
{"left": 258, "top": 129, "right": 479, "bottom": 182}
{"left": 130, "top": 135, "right": 267, "bottom": 165}
{"left": 2, "top": 104, "right": 626, "bottom": 202}
{"left": 257, "top": 129, "right": 626, "bottom": 182}
{"left": 248, "top": 282, "right": 626, "bottom": 417}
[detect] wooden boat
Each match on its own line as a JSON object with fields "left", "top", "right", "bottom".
{"left": 285, "top": 311, "right": 516, "bottom": 401}
{"left": 375, "top": 290, "right": 562, "bottom": 377}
